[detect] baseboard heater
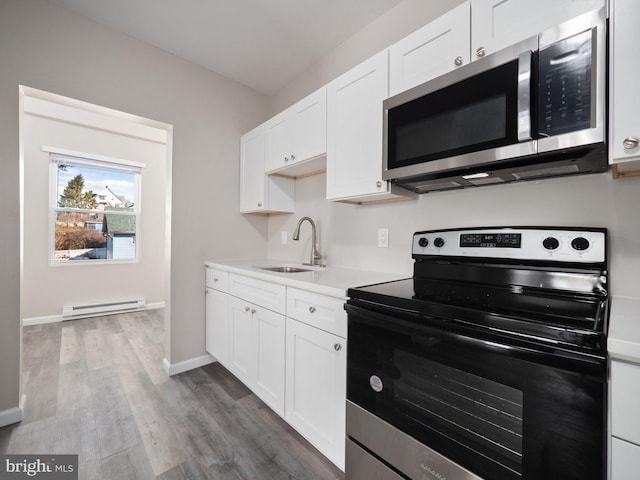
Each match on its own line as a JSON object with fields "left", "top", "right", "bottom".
{"left": 62, "top": 298, "right": 145, "bottom": 319}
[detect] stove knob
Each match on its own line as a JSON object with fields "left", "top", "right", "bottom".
{"left": 571, "top": 236, "right": 590, "bottom": 251}
{"left": 542, "top": 236, "right": 559, "bottom": 250}
{"left": 418, "top": 237, "right": 429, "bottom": 248}
{"left": 434, "top": 237, "right": 445, "bottom": 248}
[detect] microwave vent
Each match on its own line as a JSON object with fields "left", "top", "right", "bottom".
{"left": 512, "top": 164, "right": 580, "bottom": 180}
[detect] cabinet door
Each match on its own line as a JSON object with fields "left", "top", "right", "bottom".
{"left": 611, "top": 437, "right": 640, "bottom": 480}
{"left": 610, "top": 0, "right": 640, "bottom": 165}
{"left": 389, "top": 1, "right": 470, "bottom": 96}
{"left": 253, "top": 306, "right": 285, "bottom": 417}
{"left": 239, "top": 125, "right": 267, "bottom": 213}
{"left": 227, "top": 296, "right": 256, "bottom": 385}
{"left": 326, "top": 51, "right": 390, "bottom": 201}
{"left": 471, "top": 0, "right": 603, "bottom": 60}
{"left": 293, "top": 87, "right": 327, "bottom": 164}
{"left": 205, "top": 288, "right": 229, "bottom": 366}
{"left": 265, "top": 109, "right": 294, "bottom": 172}
{"left": 240, "top": 124, "right": 294, "bottom": 214}
{"left": 285, "top": 318, "right": 346, "bottom": 470}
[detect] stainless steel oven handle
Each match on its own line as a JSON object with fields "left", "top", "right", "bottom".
{"left": 517, "top": 50, "right": 532, "bottom": 142}
{"left": 346, "top": 302, "right": 606, "bottom": 371}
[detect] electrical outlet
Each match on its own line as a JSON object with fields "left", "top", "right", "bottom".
{"left": 281, "top": 231, "right": 288, "bottom": 245}
{"left": 377, "top": 228, "right": 389, "bottom": 248}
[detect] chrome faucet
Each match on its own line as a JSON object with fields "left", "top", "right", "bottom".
{"left": 292, "top": 216, "right": 323, "bottom": 267}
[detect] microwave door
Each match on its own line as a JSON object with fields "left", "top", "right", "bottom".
{"left": 383, "top": 38, "right": 538, "bottom": 183}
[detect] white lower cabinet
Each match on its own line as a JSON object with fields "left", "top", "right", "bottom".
{"left": 205, "top": 288, "right": 229, "bottom": 365}
{"left": 285, "top": 317, "right": 346, "bottom": 470}
{"left": 254, "top": 305, "right": 286, "bottom": 417}
{"left": 205, "top": 268, "right": 347, "bottom": 470}
{"left": 227, "top": 295, "right": 286, "bottom": 416}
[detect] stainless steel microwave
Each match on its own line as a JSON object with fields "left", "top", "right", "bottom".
{"left": 383, "top": 8, "right": 608, "bottom": 194}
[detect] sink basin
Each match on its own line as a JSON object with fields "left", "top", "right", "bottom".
{"left": 258, "top": 266, "right": 312, "bottom": 273}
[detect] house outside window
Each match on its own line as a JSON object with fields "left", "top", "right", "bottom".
{"left": 49, "top": 150, "right": 143, "bottom": 264}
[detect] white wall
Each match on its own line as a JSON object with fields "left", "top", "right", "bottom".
{"left": 22, "top": 98, "right": 167, "bottom": 320}
{"left": 268, "top": 172, "right": 640, "bottom": 297}
{"left": 0, "top": 0, "right": 269, "bottom": 417}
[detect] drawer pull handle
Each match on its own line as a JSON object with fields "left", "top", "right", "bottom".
{"left": 334, "top": 343, "right": 342, "bottom": 351}
{"left": 309, "top": 306, "right": 316, "bottom": 314}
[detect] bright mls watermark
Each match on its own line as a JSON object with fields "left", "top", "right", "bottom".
{"left": 0, "top": 455, "right": 77, "bottom": 480}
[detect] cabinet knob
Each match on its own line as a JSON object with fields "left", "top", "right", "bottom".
{"left": 257, "top": 202, "right": 262, "bottom": 207}
{"left": 308, "top": 306, "right": 316, "bottom": 314}
{"left": 213, "top": 278, "right": 219, "bottom": 282}
{"left": 476, "top": 47, "right": 486, "bottom": 58}
{"left": 376, "top": 180, "right": 383, "bottom": 188}
{"left": 454, "top": 56, "right": 463, "bottom": 66}
{"left": 623, "top": 137, "right": 639, "bottom": 150}
{"left": 245, "top": 306, "right": 250, "bottom": 312}
{"left": 284, "top": 156, "right": 289, "bottom": 162}
{"left": 251, "top": 308, "right": 256, "bottom": 314}
{"left": 291, "top": 154, "right": 296, "bottom": 161}
{"left": 334, "top": 343, "right": 342, "bottom": 352}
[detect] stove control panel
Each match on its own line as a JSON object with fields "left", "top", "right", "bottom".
{"left": 412, "top": 227, "right": 606, "bottom": 263}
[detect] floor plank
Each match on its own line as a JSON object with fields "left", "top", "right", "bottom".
{"left": 0, "top": 310, "right": 344, "bottom": 480}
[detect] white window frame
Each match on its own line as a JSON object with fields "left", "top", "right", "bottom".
{"left": 45, "top": 146, "right": 145, "bottom": 266}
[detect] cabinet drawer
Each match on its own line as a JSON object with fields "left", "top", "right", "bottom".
{"left": 286, "top": 287, "right": 346, "bottom": 338}
{"left": 206, "top": 268, "right": 229, "bottom": 292}
{"left": 611, "top": 360, "right": 640, "bottom": 445}
{"left": 229, "top": 274, "right": 286, "bottom": 314}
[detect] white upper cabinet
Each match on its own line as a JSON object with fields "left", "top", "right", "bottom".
{"left": 389, "top": 1, "right": 470, "bottom": 96}
{"left": 327, "top": 51, "right": 413, "bottom": 203}
{"left": 610, "top": 0, "right": 640, "bottom": 172}
{"left": 240, "top": 124, "right": 294, "bottom": 214}
{"left": 265, "top": 87, "right": 327, "bottom": 177}
{"left": 471, "top": 0, "right": 604, "bottom": 60}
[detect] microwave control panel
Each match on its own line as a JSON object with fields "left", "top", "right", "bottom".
{"left": 538, "top": 29, "right": 593, "bottom": 137}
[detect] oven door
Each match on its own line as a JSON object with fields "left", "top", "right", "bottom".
{"left": 382, "top": 37, "right": 537, "bottom": 183}
{"left": 345, "top": 302, "right": 606, "bottom": 480}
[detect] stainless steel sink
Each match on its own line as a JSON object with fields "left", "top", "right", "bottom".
{"left": 258, "top": 266, "right": 312, "bottom": 273}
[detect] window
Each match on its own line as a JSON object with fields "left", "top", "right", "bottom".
{"left": 49, "top": 150, "right": 143, "bottom": 264}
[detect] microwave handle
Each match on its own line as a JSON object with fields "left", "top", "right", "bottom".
{"left": 517, "top": 50, "right": 532, "bottom": 142}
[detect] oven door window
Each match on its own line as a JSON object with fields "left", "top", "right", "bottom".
{"left": 347, "top": 310, "right": 605, "bottom": 480}
{"left": 386, "top": 60, "right": 519, "bottom": 169}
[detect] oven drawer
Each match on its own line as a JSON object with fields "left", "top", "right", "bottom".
{"left": 346, "top": 439, "right": 404, "bottom": 480}
{"left": 347, "top": 401, "right": 482, "bottom": 480}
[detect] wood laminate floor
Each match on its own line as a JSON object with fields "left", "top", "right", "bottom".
{"left": 0, "top": 310, "right": 344, "bottom": 480}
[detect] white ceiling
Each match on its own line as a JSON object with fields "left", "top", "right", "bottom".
{"left": 49, "top": 0, "right": 404, "bottom": 96}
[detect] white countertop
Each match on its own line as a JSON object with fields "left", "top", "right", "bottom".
{"left": 205, "top": 259, "right": 409, "bottom": 298}
{"left": 608, "top": 296, "right": 640, "bottom": 363}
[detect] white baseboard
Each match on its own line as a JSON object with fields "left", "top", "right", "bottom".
{"left": 0, "top": 406, "right": 23, "bottom": 428}
{"left": 23, "top": 302, "right": 165, "bottom": 326}
{"left": 162, "top": 353, "right": 215, "bottom": 376}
